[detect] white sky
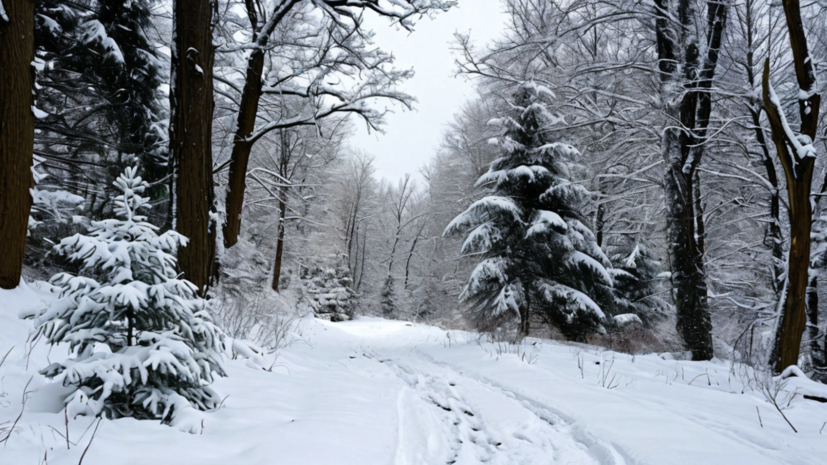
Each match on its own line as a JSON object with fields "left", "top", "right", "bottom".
{"left": 349, "top": 0, "right": 508, "bottom": 183}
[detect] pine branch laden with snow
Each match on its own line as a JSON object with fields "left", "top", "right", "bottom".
{"left": 24, "top": 167, "right": 226, "bottom": 430}
{"left": 445, "top": 82, "right": 614, "bottom": 338}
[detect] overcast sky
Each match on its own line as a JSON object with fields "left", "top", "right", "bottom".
{"left": 349, "top": 0, "right": 507, "bottom": 183}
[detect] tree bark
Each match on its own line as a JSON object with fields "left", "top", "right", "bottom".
{"left": 0, "top": 0, "right": 35, "bottom": 289}
{"left": 271, "top": 196, "right": 287, "bottom": 292}
{"left": 169, "top": 0, "right": 217, "bottom": 295}
{"left": 224, "top": 47, "right": 265, "bottom": 249}
{"left": 762, "top": 0, "right": 821, "bottom": 373}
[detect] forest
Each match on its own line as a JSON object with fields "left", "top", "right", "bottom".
{"left": 1, "top": 0, "right": 827, "bottom": 463}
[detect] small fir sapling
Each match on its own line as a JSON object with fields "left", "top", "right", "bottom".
{"left": 24, "top": 167, "right": 225, "bottom": 430}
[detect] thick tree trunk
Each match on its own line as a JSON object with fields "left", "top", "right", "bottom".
{"left": 169, "top": 0, "right": 217, "bottom": 295}
{"left": 762, "top": 0, "right": 821, "bottom": 373}
{"left": 663, "top": 144, "right": 714, "bottom": 361}
{"left": 0, "top": 0, "right": 35, "bottom": 289}
{"left": 654, "top": 0, "right": 725, "bottom": 361}
{"left": 271, "top": 196, "right": 287, "bottom": 292}
{"left": 769, "top": 166, "right": 813, "bottom": 371}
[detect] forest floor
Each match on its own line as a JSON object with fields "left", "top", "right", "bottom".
{"left": 2, "top": 283, "right": 826, "bottom": 464}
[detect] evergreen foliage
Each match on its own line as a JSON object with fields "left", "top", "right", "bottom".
{"left": 27, "top": 167, "right": 224, "bottom": 428}
{"left": 33, "top": 0, "right": 165, "bottom": 210}
{"left": 380, "top": 275, "right": 396, "bottom": 319}
{"left": 610, "top": 241, "right": 666, "bottom": 326}
{"left": 445, "top": 82, "right": 614, "bottom": 339}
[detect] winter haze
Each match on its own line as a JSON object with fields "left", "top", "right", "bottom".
{"left": 1, "top": 0, "right": 826, "bottom": 464}
{"left": 350, "top": 0, "right": 507, "bottom": 182}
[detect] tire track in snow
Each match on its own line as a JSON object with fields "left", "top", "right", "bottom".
{"left": 360, "top": 349, "right": 627, "bottom": 465}
{"left": 409, "top": 349, "right": 634, "bottom": 465}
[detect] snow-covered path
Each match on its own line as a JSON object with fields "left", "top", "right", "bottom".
{"left": 3, "top": 300, "right": 827, "bottom": 464}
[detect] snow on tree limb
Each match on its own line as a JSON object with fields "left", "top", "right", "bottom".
{"left": 444, "top": 196, "right": 522, "bottom": 236}
{"left": 536, "top": 281, "right": 606, "bottom": 319}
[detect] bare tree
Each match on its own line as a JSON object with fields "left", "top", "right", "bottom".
{"left": 221, "top": 0, "right": 454, "bottom": 249}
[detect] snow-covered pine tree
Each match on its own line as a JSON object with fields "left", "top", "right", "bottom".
{"left": 33, "top": 0, "right": 166, "bottom": 230}
{"left": 444, "top": 82, "right": 614, "bottom": 340}
{"left": 89, "top": 0, "right": 166, "bottom": 199}
{"left": 380, "top": 275, "right": 396, "bottom": 319}
{"left": 610, "top": 240, "right": 666, "bottom": 326}
{"left": 27, "top": 167, "right": 225, "bottom": 429}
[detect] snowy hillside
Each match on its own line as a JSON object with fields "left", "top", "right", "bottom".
{"left": 1, "top": 284, "right": 825, "bottom": 465}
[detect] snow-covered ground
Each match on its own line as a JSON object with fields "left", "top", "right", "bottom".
{"left": 2, "top": 284, "right": 826, "bottom": 464}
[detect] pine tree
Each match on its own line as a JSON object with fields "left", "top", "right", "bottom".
{"left": 87, "top": 0, "right": 166, "bottom": 198}
{"left": 28, "top": 167, "right": 225, "bottom": 429}
{"left": 33, "top": 0, "right": 166, "bottom": 222}
{"left": 380, "top": 275, "right": 396, "bottom": 319}
{"left": 610, "top": 240, "right": 666, "bottom": 326}
{"left": 445, "top": 82, "right": 613, "bottom": 340}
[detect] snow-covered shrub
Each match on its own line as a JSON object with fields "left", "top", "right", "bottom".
{"left": 24, "top": 167, "right": 225, "bottom": 428}
{"left": 444, "top": 81, "right": 614, "bottom": 340}
{"left": 301, "top": 266, "right": 355, "bottom": 322}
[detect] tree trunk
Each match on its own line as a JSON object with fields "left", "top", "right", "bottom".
{"left": 223, "top": 1, "right": 298, "bottom": 248}
{"left": 751, "top": 109, "right": 784, "bottom": 294}
{"left": 762, "top": 0, "right": 821, "bottom": 373}
{"left": 694, "top": 171, "right": 706, "bottom": 256}
{"left": 223, "top": 48, "right": 265, "bottom": 249}
{"left": 769, "top": 162, "right": 813, "bottom": 372}
{"left": 169, "top": 0, "right": 217, "bottom": 295}
{"left": 271, "top": 196, "right": 287, "bottom": 292}
{"left": 0, "top": 0, "right": 35, "bottom": 290}
{"left": 356, "top": 224, "right": 367, "bottom": 291}
{"left": 654, "top": 0, "right": 725, "bottom": 361}
{"left": 520, "top": 283, "right": 531, "bottom": 338}
{"left": 663, "top": 144, "right": 714, "bottom": 361}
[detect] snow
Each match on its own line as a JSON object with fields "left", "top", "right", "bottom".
{"left": 81, "top": 20, "right": 125, "bottom": 64}
{"left": 568, "top": 250, "right": 613, "bottom": 286}
{"left": 31, "top": 106, "right": 49, "bottom": 119}
{"left": 444, "top": 196, "right": 522, "bottom": 235}
{"left": 526, "top": 209, "right": 567, "bottom": 237}
{"left": 613, "top": 313, "right": 642, "bottom": 327}
{"left": 3, "top": 294, "right": 827, "bottom": 463}
{"left": 767, "top": 82, "right": 817, "bottom": 160}
{"left": 0, "top": 0, "right": 7, "bottom": 23}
